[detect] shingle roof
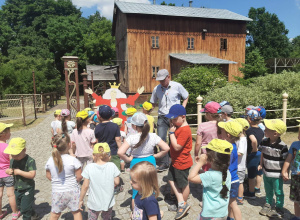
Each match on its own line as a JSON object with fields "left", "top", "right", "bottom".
{"left": 87, "top": 65, "right": 117, "bottom": 81}
{"left": 115, "top": 2, "right": 252, "bottom": 22}
{"left": 169, "top": 54, "right": 238, "bottom": 64}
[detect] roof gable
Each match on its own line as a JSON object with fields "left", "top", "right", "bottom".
{"left": 115, "top": 2, "right": 252, "bottom": 22}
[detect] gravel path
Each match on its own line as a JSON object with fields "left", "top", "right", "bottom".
{"left": 0, "top": 104, "right": 296, "bottom": 219}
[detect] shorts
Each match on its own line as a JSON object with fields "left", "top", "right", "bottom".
{"left": 290, "top": 175, "right": 300, "bottom": 203}
{"left": 247, "top": 151, "right": 261, "bottom": 179}
{"left": 110, "top": 155, "right": 121, "bottom": 171}
{"left": 230, "top": 182, "right": 240, "bottom": 198}
{"left": 88, "top": 207, "right": 113, "bottom": 220}
{"left": 198, "top": 213, "right": 227, "bottom": 220}
{"left": 237, "top": 170, "right": 246, "bottom": 183}
{"left": 167, "top": 165, "right": 190, "bottom": 189}
{"left": 51, "top": 188, "right": 80, "bottom": 213}
{"left": 0, "top": 176, "right": 14, "bottom": 187}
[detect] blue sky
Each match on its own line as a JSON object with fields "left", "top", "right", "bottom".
{"left": 0, "top": 0, "right": 299, "bottom": 39}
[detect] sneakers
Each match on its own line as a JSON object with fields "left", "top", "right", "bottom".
{"left": 31, "top": 213, "right": 40, "bottom": 220}
{"left": 157, "top": 164, "right": 169, "bottom": 172}
{"left": 168, "top": 204, "right": 178, "bottom": 212}
{"left": 259, "top": 203, "right": 271, "bottom": 216}
{"left": 255, "top": 188, "right": 262, "bottom": 196}
{"left": 175, "top": 202, "right": 190, "bottom": 220}
{"left": 165, "top": 193, "right": 177, "bottom": 202}
{"left": 236, "top": 197, "right": 243, "bottom": 205}
{"left": 243, "top": 191, "right": 256, "bottom": 200}
{"left": 12, "top": 211, "right": 21, "bottom": 220}
{"left": 267, "top": 207, "right": 284, "bottom": 218}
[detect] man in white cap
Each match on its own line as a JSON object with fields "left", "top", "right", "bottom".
{"left": 150, "top": 69, "right": 189, "bottom": 172}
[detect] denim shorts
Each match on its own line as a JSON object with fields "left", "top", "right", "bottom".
{"left": 0, "top": 176, "right": 14, "bottom": 187}
{"left": 230, "top": 182, "right": 240, "bottom": 198}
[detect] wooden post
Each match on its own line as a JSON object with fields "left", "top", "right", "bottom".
{"left": 91, "top": 71, "right": 94, "bottom": 91}
{"left": 197, "top": 95, "right": 203, "bottom": 125}
{"left": 282, "top": 93, "right": 288, "bottom": 124}
{"left": 81, "top": 69, "right": 89, "bottom": 108}
{"left": 32, "top": 70, "right": 37, "bottom": 117}
{"left": 33, "top": 95, "right": 37, "bottom": 119}
{"left": 21, "top": 96, "right": 26, "bottom": 126}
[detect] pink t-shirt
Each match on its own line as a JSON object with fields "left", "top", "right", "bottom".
{"left": 197, "top": 121, "right": 221, "bottom": 171}
{"left": 70, "top": 128, "right": 97, "bottom": 157}
{"left": 0, "top": 143, "right": 10, "bottom": 178}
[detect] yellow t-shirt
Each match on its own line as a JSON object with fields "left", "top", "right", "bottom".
{"left": 146, "top": 115, "right": 155, "bottom": 133}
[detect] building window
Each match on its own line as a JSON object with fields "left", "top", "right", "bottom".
{"left": 220, "top": 38, "right": 227, "bottom": 50}
{"left": 151, "top": 36, "right": 159, "bottom": 48}
{"left": 152, "top": 66, "right": 159, "bottom": 78}
{"left": 187, "top": 38, "right": 194, "bottom": 49}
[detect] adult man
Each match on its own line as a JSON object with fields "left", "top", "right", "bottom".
{"left": 150, "top": 69, "right": 189, "bottom": 172}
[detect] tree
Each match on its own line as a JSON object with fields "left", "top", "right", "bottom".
{"left": 291, "top": 36, "right": 300, "bottom": 58}
{"left": 173, "top": 66, "right": 227, "bottom": 114}
{"left": 247, "top": 7, "right": 291, "bottom": 60}
{"left": 239, "top": 48, "right": 268, "bottom": 79}
{"left": 161, "top": 1, "right": 175, "bottom": 6}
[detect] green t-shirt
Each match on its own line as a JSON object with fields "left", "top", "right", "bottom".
{"left": 10, "top": 155, "right": 36, "bottom": 190}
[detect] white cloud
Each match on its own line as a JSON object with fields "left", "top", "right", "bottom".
{"left": 296, "top": 0, "right": 300, "bottom": 9}
{"left": 72, "top": 0, "right": 151, "bottom": 19}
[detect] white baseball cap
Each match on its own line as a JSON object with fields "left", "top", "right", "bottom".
{"left": 156, "top": 69, "right": 169, "bottom": 81}
{"left": 131, "top": 113, "right": 148, "bottom": 127}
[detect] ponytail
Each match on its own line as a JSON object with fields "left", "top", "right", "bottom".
{"left": 133, "top": 122, "right": 150, "bottom": 149}
{"left": 220, "top": 169, "right": 229, "bottom": 199}
{"left": 51, "top": 133, "right": 70, "bottom": 173}
{"left": 61, "top": 116, "right": 68, "bottom": 134}
{"left": 76, "top": 117, "right": 83, "bottom": 131}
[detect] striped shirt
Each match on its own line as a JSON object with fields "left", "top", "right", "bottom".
{"left": 261, "top": 138, "right": 288, "bottom": 178}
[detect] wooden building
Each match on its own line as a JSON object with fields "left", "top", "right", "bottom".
{"left": 112, "top": 2, "right": 252, "bottom": 93}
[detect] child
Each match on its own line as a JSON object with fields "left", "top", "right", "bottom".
{"left": 0, "top": 123, "right": 19, "bottom": 219}
{"left": 111, "top": 107, "right": 119, "bottom": 119}
{"left": 195, "top": 101, "right": 222, "bottom": 171}
{"left": 258, "top": 119, "right": 287, "bottom": 218}
{"left": 131, "top": 161, "right": 162, "bottom": 220}
{"left": 95, "top": 105, "right": 122, "bottom": 171}
{"left": 221, "top": 105, "right": 233, "bottom": 122}
{"left": 122, "top": 107, "right": 138, "bottom": 137}
{"left": 282, "top": 139, "right": 300, "bottom": 220}
{"left": 218, "top": 120, "right": 243, "bottom": 220}
{"left": 51, "top": 109, "right": 61, "bottom": 137}
{"left": 234, "top": 118, "right": 249, "bottom": 205}
{"left": 117, "top": 112, "right": 169, "bottom": 208}
{"left": 165, "top": 104, "right": 193, "bottom": 219}
{"left": 79, "top": 143, "right": 120, "bottom": 220}
{"left": 244, "top": 109, "right": 264, "bottom": 199}
{"left": 188, "top": 139, "right": 232, "bottom": 220}
{"left": 58, "top": 109, "right": 76, "bottom": 134}
{"left": 140, "top": 102, "right": 155, "bottom": 133}
{"left": 4, "top": 138, "right": 38, "bottom": 220}
{"left": 112, "top": 118, "right": 127, "bottom": 173}
{"left": 87, "top": 111, "right": 96, "bottom": 130}
{"left": 70, "top": 110, "right": 97, "bottom": 167}
{"left": 45, "top": 134, "right": 82, "bottom": 220}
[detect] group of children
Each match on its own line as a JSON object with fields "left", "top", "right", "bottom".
{"left": 0, "top": 99, "right": 299, "bottom": 220}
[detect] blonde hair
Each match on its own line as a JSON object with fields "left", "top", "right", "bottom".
{"left": 130, "top": 161, "right": 159, "bottom": 199}
{"left": 93, "top": 146, "right": 110, "bottom": 162}
{"left": 51, "top": 133, "right": 70, "bottom": 173}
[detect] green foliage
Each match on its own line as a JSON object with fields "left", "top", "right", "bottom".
{"left": 239, "top": 48, "right": 268, "bottom": 79}
{"left": 247, "top": 7, "right": 291, "bottom": 60}
{"left": 160, "top": 1, "right": 175, "bottom": 6}
{"left": 204, "top": 71, "right": 300, "bottom": 126}
{"left": 173, "top": 65, "right": 227, "bottom": 114}
{"left": 290, "top": 36, "right": 300, "bottom": 58}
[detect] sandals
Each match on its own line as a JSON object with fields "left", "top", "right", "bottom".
{"left": 0, "top": 211, "right": 7, "bottom": 219}
{"left": 12, "top": 211, "right": 21, "bottom": 220}
{"left": 237, "top": 197, "right": 244, "bottom": 205}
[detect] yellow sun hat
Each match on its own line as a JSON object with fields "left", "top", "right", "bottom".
{"left": 264, "top": 119, "right": 287, "bottom": 135}
{"left": 93, "top": 143, "right": 110, "bottom": 154}
{"left": 218, "top": 120, "right": 243, "bottom": 137}
{"left": 202, "top": 139, "right": 233, "bottom": 155}
{"left": 4, "top": 137, "right": 26, "bottom": 155}
{"left": 0, "top": 123, "right": 13, "bottom": 133}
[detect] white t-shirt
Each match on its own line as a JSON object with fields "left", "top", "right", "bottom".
{"left": 45, "top": 154, "right": 81, "bottom": 192}
{"left": 126, "top": 133, "right": 161, "bottom": 158}
{"left": 51, "top": 120, "right": 61, "bottom": 136}
{"left": 82, "top": 162, "right": 120, "bottom": 211}
{"left": 236, "top": 136, "right": 247, "bottom": 171}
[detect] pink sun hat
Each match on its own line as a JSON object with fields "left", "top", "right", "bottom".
{"left": 200, "top": 101, "right": 222, "bottom": 114}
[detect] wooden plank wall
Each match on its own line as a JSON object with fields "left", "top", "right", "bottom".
{"left": 124, "top": 14, "right": 247, "bottom": 93}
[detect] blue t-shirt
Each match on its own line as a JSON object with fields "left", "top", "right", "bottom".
{"left": 133, "top": 194, "right": 161, "bottom": 220}
{"left": 288, "top": 141, "right": 300, "bottom": 175}
{"left": 229, "top": 143, "right": 239, "bottom": 183}
{"left": 200, "top": 169, "right": 231, "bottom": 218}
{"left": 94, "top": 122, "right": 121, "bottom": 155}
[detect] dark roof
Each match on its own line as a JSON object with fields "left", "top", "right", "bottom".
{"left": 115, "top": 2, "right": 252, "bottom": 21}
{"left": 170, "top": 54, "right": 237, "bottom": 64}
{"left": 86, "top": 65, "right": 117, "bottom": 81}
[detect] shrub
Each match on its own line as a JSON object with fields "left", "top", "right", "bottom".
{"left": 204, "top": 71, "right": 300, "bottom": 126}
{"left": 173, "top": 65, "right": 227, "bottom": 114}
